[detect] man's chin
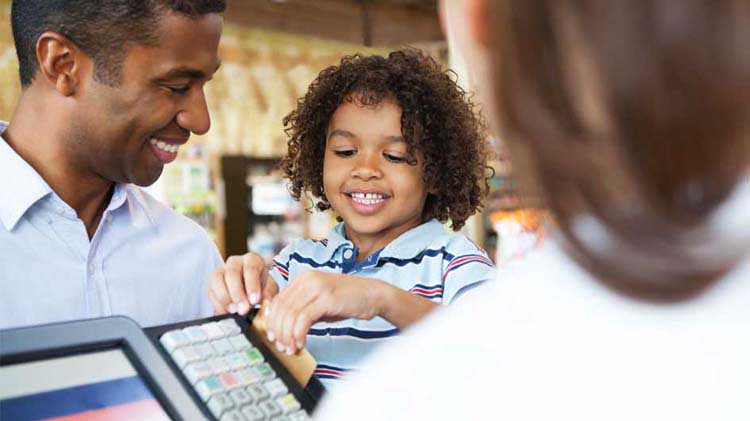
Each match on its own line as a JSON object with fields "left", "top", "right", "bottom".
{"left": 130, "top": 166, "right": 164, "bottom": 187}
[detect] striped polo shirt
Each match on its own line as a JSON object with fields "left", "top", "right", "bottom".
{"left": 269, "top": 219, "right": 496, "bottom": 389}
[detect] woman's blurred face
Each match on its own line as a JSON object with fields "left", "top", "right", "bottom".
{"left": 439, "top": 0, "right": 499, "bottom": 133}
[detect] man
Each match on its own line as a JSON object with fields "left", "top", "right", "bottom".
{"left": 0, "top": 0, "right": 226, "bottom": 329}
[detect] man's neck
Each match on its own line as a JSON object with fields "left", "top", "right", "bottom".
{"left": 5, "top": 98, "right": 115, "bottom": 239}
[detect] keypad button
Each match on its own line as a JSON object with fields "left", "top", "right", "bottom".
{"left": 264, "top": 378, "right": 288, "bottom": 398}
{"left": 220, "top": 409, "right": 246, "bottom": 421}
{"left": 277, "top": 394, "right": 301, "bottom": 414}
{"left": 194, "top": 342, "right": 218, "bottom": 359}
{"left": 160, "top": 330, "right": 190, "bottom": 352}
{"left": 207, "top": 393, "right": 235, "bottom": 417}
{"left": 244, "top": 348, "right": 265, "bottom": 365}
{"left": 253, "top": 363, "right": 276, "bottom": 380}
{"left": 247, "top": 384, "right": 270, "bottom": 402}
{"left": 259, "top": 399, "right": 283, "bottom": 419}
{"left": 212, "top": 338, "right": 235, "bottom": 355}
{"left": 229, "top": 388, "right": 253, "bottom": 407}
{"left": 235, "top": 367, "right": 261, "bottom": 386}
{"left": 241, "top": 406, "right": 265, "bottom": 421}
{"left": 207, "top": 356, "right": 231, "bottom": 375}
{"left": 172, "top": 346, "right": 201, "bottom": 368}
{"left": 201, "top": 322, "right": 226, "bottom": 340}
{"left": 195, "top": 376, "right": 224, "bottom": 401}
{"left": 218, "top": 318, "right": 242, "bottom": 335}
{"left": 288, "top": 411, "right": 311, "bottom": 421}
{"left": 183, "top": 326, "right": 209, "bottom": 343}
{"left": 229, "top": 334, "right": 252, "bottom": 350}
{"left": 225, "top": 352, "right": 250, "bottom": 370}
{"left": 184, "top": 361, "right": 214, "bottom": 384}
{"left": 219, "top": 372, "right": 241, "bottom": 389}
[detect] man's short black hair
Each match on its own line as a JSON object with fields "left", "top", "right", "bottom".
{"left": 11, "top": 0, "right": 226, "bottom": 88}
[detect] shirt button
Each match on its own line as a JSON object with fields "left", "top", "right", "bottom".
{"left": 343, "top": 249, "right": 353, "bottom": 259}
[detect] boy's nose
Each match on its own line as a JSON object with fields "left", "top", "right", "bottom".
{"left": 351, "top": 157, "right": 383, "bottom": 180}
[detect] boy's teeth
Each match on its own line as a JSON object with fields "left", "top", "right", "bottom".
{"left": 352, "top": 192, "right": 384, "bottom": 199}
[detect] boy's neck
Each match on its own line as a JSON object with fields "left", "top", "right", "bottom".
{"left": 344, "top": 218, "right": 424, "bottom": 262}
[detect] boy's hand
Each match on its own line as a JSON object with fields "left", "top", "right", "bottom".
{"left": 209, "top": 253, "right": 279, "bottom": 316}
{"left": 265, "top": 270, "right": 384, "bottom": 355}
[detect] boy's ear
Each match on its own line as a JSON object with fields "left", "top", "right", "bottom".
{"left": 35, "top": 31, "right": 89, "bottom": 96}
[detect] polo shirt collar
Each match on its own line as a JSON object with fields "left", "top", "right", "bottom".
{"left": 322, "top": 218, "right": 447, "bottom": 262}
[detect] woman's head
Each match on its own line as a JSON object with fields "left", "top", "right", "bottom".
{"left": 444, "top": 0, "right": 750, "bottom": 300}
{"left": 281, "top": 49, "right": 492, "bottom": 231}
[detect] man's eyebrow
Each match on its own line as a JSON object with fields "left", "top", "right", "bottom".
{"left": 156, "top": 61, "right": 222, "bottom": 81}
{"left": 328, "top": 129, "right": 356, "bottom": 140}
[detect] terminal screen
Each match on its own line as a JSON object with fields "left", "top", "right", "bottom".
{"left": 0, "top": 348, "right": 170, "bottom": 421}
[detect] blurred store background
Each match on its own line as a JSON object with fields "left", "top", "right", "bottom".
{"left": 0, "top": 0, "right": 546, "bottom": 266}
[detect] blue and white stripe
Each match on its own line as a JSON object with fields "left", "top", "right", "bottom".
{"left": 269, "top": 219, "right": 496, "bottom": 387}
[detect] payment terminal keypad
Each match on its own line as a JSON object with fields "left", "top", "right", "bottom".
{"left": 160, "top": 318, "right": 310, "bottom": 421}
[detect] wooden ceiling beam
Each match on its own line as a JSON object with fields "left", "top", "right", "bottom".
{"left": 224, "top": 0, "right": 443, "bottom": 46}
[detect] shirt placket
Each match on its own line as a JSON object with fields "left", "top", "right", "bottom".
{"left": 87, "top": 212, "right": 114, "bottom": 317}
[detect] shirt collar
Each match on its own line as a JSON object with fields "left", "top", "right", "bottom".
{"left": 0, "top": 122, "right": 53, "bottom": 231}
{"left": 322, "top": 218, "right": 447, "bottom": 261}
{"left": 0, "top": 121, "right": 142, "bottom": 230}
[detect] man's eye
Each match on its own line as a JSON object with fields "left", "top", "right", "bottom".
{"left": 166, "top": 85, "right": 190, "bottom": 94}
{"left": 334, "top": 150, "right": 356, "bottom": 157}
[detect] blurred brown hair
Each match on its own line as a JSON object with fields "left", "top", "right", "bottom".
{"left": 487, "top": 0, "right": 750, "bottom": 300}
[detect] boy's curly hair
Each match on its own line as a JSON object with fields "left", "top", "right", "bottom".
{"left": 281, "top": 49, "right": 493, "bottom": 231}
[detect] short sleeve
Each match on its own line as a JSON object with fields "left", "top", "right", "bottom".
{"left": 268, "top": 241, "right": 298, "bottom": 290}
{"left": 442, "top": 236, "right": 496, "bottom": 304}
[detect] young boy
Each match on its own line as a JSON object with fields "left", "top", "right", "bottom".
{"left": 209, "top": 49, "right": 495, "bottom": 387}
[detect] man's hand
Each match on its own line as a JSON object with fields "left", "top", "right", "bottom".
{"left": 265, "top": 270, "right": 385, "bottom": 355}
{"left": 209, "top": 253, "right": 279, "bottom": 316}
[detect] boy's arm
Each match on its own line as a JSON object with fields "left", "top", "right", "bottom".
{"left": 264, "top": 271, "right": 438, "bottom": 355}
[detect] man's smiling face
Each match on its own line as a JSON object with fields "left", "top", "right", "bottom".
{"left": 69, "top": 11, "right": 222, "bottom": 186}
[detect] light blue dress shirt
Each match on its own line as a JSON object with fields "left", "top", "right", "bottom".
{"left": 0, "top": 121, "right": 222, "bottom": 330}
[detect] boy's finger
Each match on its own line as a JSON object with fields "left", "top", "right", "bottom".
{"left": 225, "top": 256, "right": 249, "bottom": 313}
{"left": 242, "top": 253, "right": 267, "bottom": 306}
{"left": 208, "top": 288, "right": 227, "bottom": 315}
{"left": 261, "top": 273, "right": 279, "bottom": 302}
{"left": 209, "top": 268, "right": 232, "bottom": 312}
{"left": 292, "top": 305, "right": 323, "bottom": 351}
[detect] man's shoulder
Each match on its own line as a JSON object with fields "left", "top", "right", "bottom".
{"left": 124, "top": 185, "right": 214, "bottom": 244}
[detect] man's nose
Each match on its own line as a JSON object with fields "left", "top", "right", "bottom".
{"left": 176, "top": 88, "right": 211, "bottom": 135}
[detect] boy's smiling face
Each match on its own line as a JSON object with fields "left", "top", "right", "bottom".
{"left": 323, "top": 96, "right": 430, "bottom": 250}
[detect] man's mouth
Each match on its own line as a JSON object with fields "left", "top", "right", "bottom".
{"left": 148, "top": 137, "right": 186, "bottom": 164}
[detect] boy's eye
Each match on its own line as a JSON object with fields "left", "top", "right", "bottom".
{"left": 334, "top": 150, "right": 356, "bottom": 157}
{"left": 383, "top": 152, "right": 407, "bottom": 163}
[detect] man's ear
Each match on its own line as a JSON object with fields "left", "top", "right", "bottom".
{"left": 35, "top": 31, "right": 88, "bottom": 96}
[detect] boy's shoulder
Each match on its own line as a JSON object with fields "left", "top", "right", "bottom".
{"left": 274, "top": 236, "right": 336, "bottom": 263}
